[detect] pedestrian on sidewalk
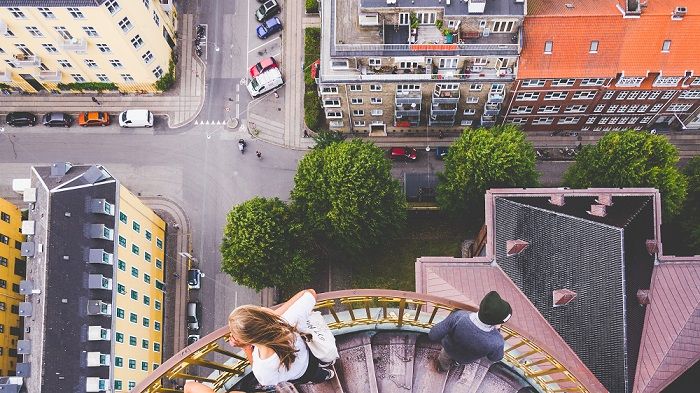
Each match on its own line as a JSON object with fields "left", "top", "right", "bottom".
{"left": 429, "top": 291, "right": 511, "bottom": 372}
{"left": 91, "top": 96, "right": 101, "bottom": 106}
{"left": 256, "top": 151, "right": 262, "bottom": 159}
{"left": 303, "top": 129, "right": 309, "bottom": 138}
{"left": 273, "top": 91, "right": 279, "bottom": 98}
{"left": 173, "top": 273, "right": 180, "bottom": 278}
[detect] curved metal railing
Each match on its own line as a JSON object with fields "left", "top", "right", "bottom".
{"left": 132, "top": 289, "right": 588, "bottom": 393}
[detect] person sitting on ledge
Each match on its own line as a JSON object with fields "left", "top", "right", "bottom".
{"left": 428, "top": 291, "right": 512, "bottom": 372}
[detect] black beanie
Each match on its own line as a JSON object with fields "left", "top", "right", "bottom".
{"left": 478, "top": 291, "right": 512, "bottom": 325}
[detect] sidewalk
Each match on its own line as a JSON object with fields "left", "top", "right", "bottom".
{"left": 0, "top": 14, "right": 204, "bottom": 129}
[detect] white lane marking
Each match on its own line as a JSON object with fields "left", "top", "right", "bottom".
{"left": 236, "top": 104, "right": 240, "bottom": 118}
{"left": 248, "top": 36, "right": 281, "bottom": 54}
{"left": 269, "top": 51, "right": 282, "bottom": 59}
{"left": 246, "top": 0, "right": 251, "bottom": 68}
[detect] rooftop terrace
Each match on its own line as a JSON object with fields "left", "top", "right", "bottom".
{"left": 361, "top": 0, "right": 525, "bottom": 16}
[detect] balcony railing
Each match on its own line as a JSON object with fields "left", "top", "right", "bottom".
{"left": 10, "top": 54, "right": 40, "bottom": 68}
{"left": 38, "top": 70, "right": 62, "bottom": 82}
{"left": 335, "top": 42, "right": 519, "bottom": 55}
{"left": 0, "top": 69, "right": 11, "bottom": 82}
{"left": 395, "top": 91, "right": 422, "bottom": 105}
{"left": 484, "top": 103, "right": 502, "bottom": 116}
{"left": 488, "top": 92, "right": 505, "bottom": 103}
{"left": 481, "top": 115, "right": 497, "bottom": 126}
{"left": 324, "top": 69, "right": 515, "bottom": 83}
{"left": 132, "top": 290, "right": 589, "bottom": 393}
{"left": 62, "top": 38, "right": 87, "bottom": 52}
{"left": 159, "top": 0, "right": 173, "bottom": 12}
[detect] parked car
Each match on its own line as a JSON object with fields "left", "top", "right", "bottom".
{"left": 255, "top": 0, "right": 280, "bottom": 22}
{"left": 119, "top": 109, "right": 154, "bottom": 128}
{"left": 42, "top": 112, "right": 73, "bottom": 128}
{"left": 247, "top": 67, "right": 284, "bottom": 97}
{"left": 187, "top": 334, "right": 200, "bottom": 346}
{"left": 390, "top": 147, "right": 418, "bottom": 161}
{"left": 78, "top": 111, "right": 111, "bottom": 127}
{"left": 249, "top": 57, "right": 278, "bottom": 78}
{"left": 435, "top": 147, "right": 449, "bottom": 160}
{"left": 187, "top": 301, "right": 201, "bottom": 331}
{"left": 256, "top": 17, "right": 283, "bottom": 39}
{"left": 187, "top": 269, "right": 204, "bottom": 290}
{"left": 6, "top": 112, "right": 37, "bottom": 127}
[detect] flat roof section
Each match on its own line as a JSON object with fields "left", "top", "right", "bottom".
{"left": 361, "top": 0, "right": 525, "bottom": 16}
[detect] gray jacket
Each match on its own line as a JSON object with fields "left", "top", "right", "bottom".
{"left": 428, "top": 310, "right": 504, "bottom": 363}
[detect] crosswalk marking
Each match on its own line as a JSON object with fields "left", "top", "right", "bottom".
{"left": 194, "top": 119, "right": 228, "bottom": 126}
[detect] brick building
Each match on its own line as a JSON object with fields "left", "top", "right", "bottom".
{"left": 504, "top": 0, "right": 700, "bottom": 133}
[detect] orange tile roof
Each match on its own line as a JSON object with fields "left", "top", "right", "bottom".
{"left": 415, "top": 258, "right": 609, "bottom": 392}
{"left": 633, "top": 258, "right": 700, "bottom": 393}
{"left": 520, "top": 8, "right": 700, "bottom": 78}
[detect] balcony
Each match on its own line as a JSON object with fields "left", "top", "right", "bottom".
{"left": 488, "top": 92, "right": 505, "bottom": 104}
{"left": 481, "top": 114, "right": 497, "bottom": 127}
{"left": 395, "top": 91, "right": 422, "bottom": 105}
{"left": 0, "top": 19, "right": 7, "bottom": 35}
{"left": 38, "top": 70, "right": 62, "bottom": 82}
{"left": 62, "top": 38, "right": 87, "bottom": 52}
{"left": 0, "top": 69, "right": 11, "bottom": 82}
{"left": 432, "top": 89, "right": 460, "bottom": 104}
{"left": 395, "top": 103, "right": 421, "bottom": 117}
{"left": 484, "top": 103, "right": 502, "bottom": 116}
{"left": 159, "top": 0, "right": 174, "bottom": 12}
{"left": 10, "top": 54, "right": 40, "bottom": 68}
{"left": 431, "top": 103, "right": 458, "bottom": 117}
{"left": 132, "top": 290, "right": 589, "bottom": 393}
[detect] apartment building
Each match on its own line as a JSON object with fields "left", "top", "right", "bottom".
{"left": 0, "top": 0, "right": 176, "bottom": 93}
{"left": 504, "top": 0, "right": 700, "bottom": 132}
{"left": 0, "top": 199, "right": 24, "bottom": 377}
{"left": 317, "top": 0, "right": 524, "bottom": 135}
{"left": 12, "top": 163, "right": 166, "bottom": 392}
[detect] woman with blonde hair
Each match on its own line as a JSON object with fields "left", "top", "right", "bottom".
{"left": 185, "top": 289, "right": 334, "bottom": 393}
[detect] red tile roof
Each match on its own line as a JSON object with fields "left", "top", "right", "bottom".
{"left": 520, "top": 3, "right": 700, "bottom": 78}
{"left": 415, "top": 257, "right": 608, "bottom": 392}
{"left": 633, "top": 258, "right": 700, "bottom": 393}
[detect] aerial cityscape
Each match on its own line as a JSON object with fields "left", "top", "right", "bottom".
{"left": 0, "top": 1, "right": 698, "bottom": 392}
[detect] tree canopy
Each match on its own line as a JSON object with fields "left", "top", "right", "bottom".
{"left": 291, "top": 140, "right": 406, "bottom": 256}
{"left": 680, "top": 157, "right": 700, "bottom": 251}
{"left": 563, "top": 130, "right": 687, "bottom": 215}
{"left": 436, "top": 126, "right": 539, "bottom": 217}
{"left": 220, "top": 197, "right": 314, "bottom": 292}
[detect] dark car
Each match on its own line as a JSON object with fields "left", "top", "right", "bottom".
{"left": 187, "top": 269, "right": 204, "bottom": 290}
{"left": 435, "top": 147, "right": 449, "bottom": 160}
{"left": 249, "top": 57, "right": 278, "bottom": 78}
{"left": 6, "top": 112, "right": 37, "bottom": 127}
{"left": 255, "top": 0, "right": 280, "bottom": 22}
{"left": 390, "top": 147, "right": 418, "bottom": 161}
{"left": 256, "top": 17, "right": 283, "bottom": 39}
{"left": 42, "top": 112, "right": 73, "bottom": 128}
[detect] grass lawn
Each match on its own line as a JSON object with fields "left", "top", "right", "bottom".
{"left": 349, "top": 211, "right": 480, "bottom": 291}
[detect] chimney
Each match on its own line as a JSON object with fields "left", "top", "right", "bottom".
{"left": 549, "top": 194, "right": 565, "bottom": 206}
{"left": 637, "top": 289, "right": 650, "bottom": 305}
{"left": 553, "top": 289, "right": 577, "bottom": 307}
{"left": 646, "top": 239, "right": 659, "bottom": 255}
{"left": 506, "top": 239, "right": 529, "bottom": 256}
{"left": 587, "top": 204, "right": 607, "bottom": 217}
{"left": 595, "top": 194, "right": 613, "bottom": 206}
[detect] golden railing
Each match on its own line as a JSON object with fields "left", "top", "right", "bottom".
{"left": 132, "top": 289, "right": 588, "bottom": 393}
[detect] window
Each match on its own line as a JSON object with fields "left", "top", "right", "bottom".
{"left": 38, "top": 8, "right": 55, "bottom": 18}
{"left": 572, "top": 91, "right": 596, "bottom": 100}
{"left": 463, "top": 109, "right": 476, "bottom": 115}
{"left": 507, "top": 118, "right": 527, "bottom": 125}
{"left": 0, "top": 257, "right": 6, "bottom": 266}
{"left": 142, "top": 361, "right": 149, "bottom": 371}
{"left": 460, "top": 120, "right": 473, "bottom": 126}
{"left": 156, "top": 238, "right": 163, "bottom": 249}
{"left": 118, "top": 17, "right": 133, "bottom": 33}
{"left": 590, "top": 40, "right": 599, "bottom": 53}
{"left": 142, "top": 51, "right": 154, "bottom": 64}
{"left": 8, "top": 8, "right": 25, "bottom": 18}
{"left": 131, "top": 267, "right": 139, "bottom": 278}
{"left": 84, "top": 59, "right": 98, "bottom": 68}
{"left": 121, "top": 73, "right": 134, "bottom": 82}
{"left": 586, "top": 116, "right": 597, "bottom": 124}
{"left": 439, "top": 58, "right": 458, "bottom": 69}
{"left": 144, "top": 252, "right": 152, "bottom": 262}
{"left": 651, "top": 103, "right": 663, "bottom": 111}
{"left": 68, "top": 8, "right": 85, "bottom": 19}
{"left": 581, "top": 78, "right": 606, "bottom": 86}
{"left": 143, "top": 0, "right": 150, "bottom": 8}
{"left": 82, "top": 27, "right": 99, "bottom": 37}
{"left": 617, "top": 105, "right": 629, "bottom": 113}
{"left": 641, "top": 116, "right": 652, "bottom": 123}
{"left": 54, "top": 26, "right": 73, "bottom": 40}
{"left": 615, "top": 91, "right": 628, "bottom": 100}
{"left": 649, "top": 91, "right": 661, "bottom": 99}
{"left": 558, "top": 117, "right": 580, "bottom": 125}
{"left": 466, "top": 97, "right": 479, "bottom": 104}
{"left": 371, "top": 109, "right": 383, "bottom": 116}
{"left": 0, "top": 280, "right": 6, "bottom": 289}
{"left": 26, "top": 27, "right": 43, "bottom": 37}
{"left": 603, "top": 91, "right": 614, "bottom": 99}
{"left": 71, "top": 74, "right": 86, "bottom": 82}
{"left": 551, "top": 79, "right": 575, "bottom": 87}
{"left": 323, "top": 98, "right": 341, "bottom": 107}
{"left": 628, "top": 91, "right": 639, "bottom": 99}
{"left": 537, "top": 105, "right": 560, "bottom": 114}
{"left": 117, "top": 284, "right": 126, "bottom": 295}
{"left": 150, "top": 66, "right": 163, "bottom": 78}
{"left": 0, "top": 235, "right": 7, "bottom": 245}
{"left": 57, "top": 59, "right": 72, "bottom": 68}
{"left": 370, "top": 97, "right": 382, "bottom": 104}
{"left": 565, "top": 105, "right": 587, "bottom": 113}
{"left": 662, "top": 90, "right": 675, "bottom": 99}
{"left": 325, "top": 110, "right": 342, "bottom": 119}
{"left": 320, "top": 86, "right": 338, "bottom": 94}
{"left": 155, "top": 300, "right": 161, "bottom": 310}
{"left": 153, "top": 12, "right": 160, "bottom": 27}
{"left": 628, "top": 105, "right": 639, "bottom": 113}
{"left": 349, "top": 84, "right": 362, "bottom": 92}
{"left": 154, "top": 342, "right": 161, "bottom": 352}
{"left": 156, "top": 259, "right": 163, "bottom": 269}
{"left": 130, "top": 35, "right": 144, "bottom": 49}
{"left": 350, "top": 98, "right": 363, "bottom": 105}
{"left": 522, "top": 79, "right": 545, "bottom": 88}
{"left": 144, "top": 273, "right": 151, "bottom": 284}
{"left": 353, "top": 120, "right": 366, "bottom": 127}
{"left": 680, "top": 90, "right": 700, "bottom": 99}
{"left": 369, "top": 85, "right": 382, "bottom": 92}
{"left": 532, "top": 117, "right": 553, "bottom": 125}
{"left": 510, "top": 106, "right": 533, "bottom": 115}
{"left": 128, "top": 382, "right": 136, "bottom": 390}
{"left": 130, "top": 290, "right": 138, "bottom": 301}
{"left": 544, "top": 41, "right": 553, "bottom": 54}
{"left": 668, "top": 103, "right": 692, "bottom": 112}
{"left": 117, "top": 260, "right": 126, "bottom": 271}
{"left": 654, "top": 76, "right": 682, "bottom": 87}
{"left": 544, "top": 91, "right": 568, "bottom": 100}
{"left": 106, "top": 0, "right": 121, "bottom": 14}
{"left": 352, "top": 110, "right": 364, "bottom": 116}
{"left": 662, "top": 40, "right": 671, "bottom": 52}
{"left": 416, "top": 12, "right": 436, "bottom": 24}
{"left": 470, "top": 84, "right": 483, "bottom": 92}
{"left": 492, "top": 20, "right": 515, "bottom": 32}
{"left": 607, "top": 105, "right": 619, "bottom": 113}
{"left": 398, "top": 61, "right": 417, "bottom": 69}
{"left": 516, "top": 92, "right": 539, "bottom": 101}
{"left": 42, "top": 44, "right": 58, "bottom": 53}
{"left": 397, "top": 84, "right": 420, "bottom": 91}
{"left": 616, "top": 76, "right": 645, "bottom": 87}
{"left": 143, "top": 317, "right": 150, "bottom": 327}
{"left": 128, "top": 359, "right": 136, "bottom": 369}
{"left": 97, "top": 44, "right": 111, "bottom": 53}
{"left": 638, "top": 105, "right": 649, "bottom": 112}
{"left": 154, "top": 321, "right": 161, "bottom": 331}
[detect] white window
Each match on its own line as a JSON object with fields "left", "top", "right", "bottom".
{"left": 565, "top": 105, "right": 587, "bottom": 113}
{"left": 105, "top": 0, "right": 121, "bottom": 15}
{"left": 439, "top": 58, "right": 458, "bottom": 69}
{"left": 463, "top": 109, "right": 476, "bottom": 115}
{"left": 473, "top": 58, "right": 488, "bottom": 66}
{"left": 416, "top": 12, "right": 436, "bottom": 24}
{"left": 511, "top": 106, "right": 533, "bottom": 114}
{"left": 68, "top": 8, "right": 85, "bottom": 19}
{"left": 96, "top": 74, "right": 110, "bottom": 82}
{"left": 110, "top": 59, "right": 123, "bottom": 68}
{"left": 551, "top": 79, "right": 575, "bottom": 87}
{"left": 606, "top": 105, "right": 619, "bottom": 113}
{"left": 522, "top": 79, "right": 545, "bottom": 88}
{"left": 8, "top": 8, "right": 25, "bottom": 18}
{"left": 323, "top": 98, "right": 341, "bottom": 107}
{"left": 321, "top": 86, "right": 338, "bottom": 94}
{"left": 153, "top": 11, "right": 160, "bottom": 26}
{"left": 399, "top": 13, "right": 410, "bottom": 26}
{"left": 617, "top": 105, "right": 629, "bottom": 113}
{"left": 594, "top": 104, "right": 605, "bottom": 113}
{"left": 141, "top": 51, "right": 154, "bottom": 64}
{"left": 352, "top": 109, "right": 364, "bottom": 116}
{"left": 492, "top": 21, "right": 515, "bottom": 32}
{"left": 329, "top": 121, "right": 343, "bottom": 128}
{"left": 131, "top": 35, "right": 144, "bottom": 49}
{"left": 616, "top": 76, "right": 645, "bottom": 87}
{"left": 38, "top": 8, "right": 55, "bottom": 19}
{"left": 42, "top": 44, "right": 58, "bottom": 53}
{"left": 608, "top": 117, "right": 619, "bottom": 125}
{"left": 679, "top": 90, "right": 700, "bottom": 99}
{"left": 627, "top": 105, "right": 639, "bottom": 113}
{"left": 654, "top": 76, "right": 682, "bottom": 87}
{"left": 121, "top": 74, "right": 134, "bottom": 82}
{"left": 349, "top": 84, "right": 362, "bottom": 92}
{"left": 96, "top": 44, "right": 111, "bottom": 53}
{"left": 83, "top": 27, "right": 99, "bottom": 37}
{"left": 508, "top": 118, "right": 527, "bottom": 125}
{"left": 325, "top": 111, "right": 342, "bottom": 119}
{"left": 537, "top": 105, "right": 560, "bottom": 114}
{"left": 118, "top": 17, "right": 133, "bottom": 33}
{"left": 460, "top": 120, "right": 473, "bottom": 126}
{"left": 582, "top": 126, "right": 590, "bottom": 131}
{"left": 628, "top": 91, "right": 639, "bottom": 99}
{"left": 370, "top": 84, "right": 382, "bottom": 92}
{"left": 399, "top": 61, "right": 418, "bottom": 69}
{"left": 616, "top": 91, "right": 628, "bottom": 100}
{"left": 467, "top": 97, "right": 479, "bottom": 104}
{"left": 581, "top": 78, "right": 606, "bottom": 86}
{"left": 641, "top": 116, "right": 652, "bottom": 123}
{"left": 447, "top": 20, "right": 459, "bottom": 29}
{"left": 397, "top": 84, "right": 420, "bottom": 91}
{"left": 533, "top": 117, "right": 553, "bottom": 125}
{"left": 371, "top": 97, "right": 382, "bottom": 104}
{"left": 368, "top": 58, "right": 381, "bottom": 67}
{"left": 491, "top": 84, "right": 505, "bottom": 94}
{"left": 354, "top": 120, "right": 366, "bottom": 127}
{"left": 436, "top": 83, "right": 458, "bottom": 91}
{"left": 599, "top": 117, "right": 609, "bottom": 124}
{"left": 586, "top": 116, "right": 597, "bottom": 124}
{"left": 603, "top": 91, "right": 614, "bottom": 99}
{"left": 57, "top": 59, "right": 72, "bottom": 68}
{"left": 662, "top": 90, "right": 675, "bottom": 99}
{"left": 371, "top": 109, "right": 383, "bottom": 116}
{"left": 651, "top": 104, "right": 663, "bottom": 111}
{"left": 470, "top": 84, "right": 483, "bottom": 92}
{"left": 71, "top": 74, "right": 86, "bottom": 82}
{"left": 84, "top": 59, "right": 98, "bottom": 68}
{"left": 558, "top": 117, "right": 580, "bottom": 125}
{"left": 516, "top": 92, "right": 540, "bottom": 101}
{"left": 662, "top": 40, "right": 671, "bottom": 52}
{"left": 638, "top": 91, "right": 650, "bottom": 99}
{"left": 26, "top": 27, "right": 43, "bottom": 37}
{"left": 572, "top": 91, "right": 596, "bottom": 100}
{"left": 667, "top": 103, "right": 692, "bottom": 112}
{"left": 54, "top": 27, "right": 73, "bottom": 40}
{"left": 544, "top": 91, "right": 567, "bottom": 100}
{"left": 649, "top": 91, "right": 661, "bottom": 99}
{"left": 638, "top": 105, "right": 649, "bottom": 112}
{"left": 350, "top": 98, "right": 363, "bottom": 105}
{"left": 590, "top": 41, "right": 599, "bottom": 53}
{"left": 544, "top": 41, "right": 553, "bottom": 54}
{"left": 143, "top": 0, "right": 150, "bottom": 8}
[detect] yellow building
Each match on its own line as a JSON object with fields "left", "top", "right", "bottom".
{"left": 0, "top": 0, "right": 176, "bottom": 93}
{"left": 0, "top": 198, "right": 24, "bottom": 377}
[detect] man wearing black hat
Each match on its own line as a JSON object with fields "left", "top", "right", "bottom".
{"left": 428, "top": 291, "right": 512, "bottom": 372}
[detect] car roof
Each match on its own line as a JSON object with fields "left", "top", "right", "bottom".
{"left": 259, "top": 57, "right": 275, "bottom": 67}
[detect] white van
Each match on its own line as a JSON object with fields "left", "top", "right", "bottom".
{"left": 119, "top": 109, "right": 154, "bottom": 128}
{"left": 187, "top": 302, "right": 200, "bottom": 331}
{"left": 247, "top": 67, "right": 284, "bottom": 98}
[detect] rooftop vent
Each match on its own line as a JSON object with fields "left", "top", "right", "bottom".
{"left": 637, "top": 289, "right": 651, "bottom": 305}
{"left": 12, "top": 178, "right": 30, "bottom": 194}
{"left": 553, "top": 289, "right": 577, "bottom": 306}
{"left": 565, "top": 3, "right": 575, "bottom": 8}
{"left": 645, "top": 239, "right": 659, "bottom": 254}
{"left": 50, "top": 162, "right": 72, "bottom": 177}
{"left": 548, "top": 194, "right": 565, "bottom": 206}
{"left": 595, "top": 194, "right": 613, "bottom": 206}
{"left": 587, "top": 204, "right": 607, "bottom": 217}
{"left": 23, "top": 187, "right": 36, "bottom": 203}
{"left": 506, "top": 239, "right": 530, "bottom": 256}
{"left": 673, "top": 6, "right": 687, "bottom": 19}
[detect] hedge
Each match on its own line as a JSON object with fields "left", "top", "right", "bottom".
{"left": 154, "top": 58, "right": 176, "bottom": 91}
{"left": 57, "top": 82, "right": 118, "bottom": 91}
{"left": 303, "top": 27, "right": 323, "bottom": 131}
{"left": 305, "top": 0, "right": 319, "bottom": 13}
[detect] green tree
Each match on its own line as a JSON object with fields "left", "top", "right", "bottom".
{"left": 312, "top": 130, "right": 344, "bottom": 149}
{"left": 680, "top": 157, "right": 700, "bottom": 250}
{"left": 563, "top": 130, "right": 687, "bottom": 215}
{"left": 436, "top": 126, "right": 539, "bottom": 218}
{"left": 220, "top": 197, "right": 314, "bottom": 292}
{"left": 291, "top": 140, "right": 406, "bottom": 256}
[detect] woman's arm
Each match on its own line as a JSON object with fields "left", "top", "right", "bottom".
{"left": 272, "top": 289, "right": 317, "bottom": 316}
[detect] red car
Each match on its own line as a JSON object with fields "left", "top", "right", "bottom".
{"left": 249, "top": 57, "right": 278, "bottom": 78}
{"left": 390, "top": 147, "right": 418, "bottom": 161}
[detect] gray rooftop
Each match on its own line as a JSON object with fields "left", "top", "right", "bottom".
{"left": 361, "top": 0, "right": 525, "bottom": 16}
{"left": 0, "top": 0, "right": 105, "bottom": 6}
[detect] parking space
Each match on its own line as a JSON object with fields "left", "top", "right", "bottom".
{"left": 246, "top": 0, "right": 285, "bottom": 85}
{"left": 0, "top": 112, "right": 169, "bottom": 134}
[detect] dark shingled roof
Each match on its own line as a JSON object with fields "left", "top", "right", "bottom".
{"left": 493, "top": 196, "right": 655, "bottom": 393}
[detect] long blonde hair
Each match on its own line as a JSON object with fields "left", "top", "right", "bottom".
{"left": 228, "top": 305, "right": 299, "bottom": 369}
